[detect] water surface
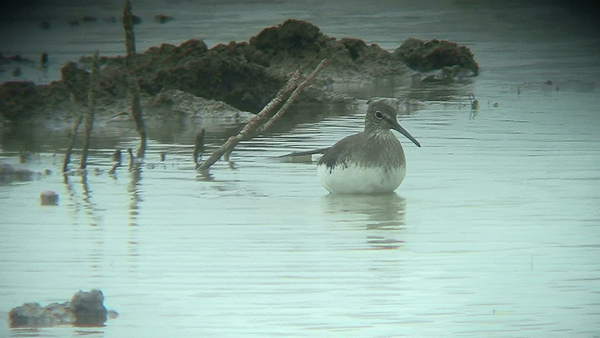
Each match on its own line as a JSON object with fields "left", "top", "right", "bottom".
{"left": 1, "top": 1, "right": 600, "bottom": 337}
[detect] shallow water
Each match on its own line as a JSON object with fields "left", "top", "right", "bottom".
{"left": 2, "top": 1, "right": 600, "bottom": 337}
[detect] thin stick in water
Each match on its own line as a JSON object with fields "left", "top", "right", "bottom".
{"left": 193, "top": 129, "right": 205, "bottom": 166}
{"left": 197, "top": 63, "right": 319, "bottom": 171}
{"left": 62, "top": 93, "right": 84, "bottom": 173}
{"left": 254, "top": 59, "right": 330, "bottom": 136}
{"left": 123, "top": 0, "right": 147, "bottom": 158}
{"left": 79, "top": 50, "right": 100, "bottom": 170}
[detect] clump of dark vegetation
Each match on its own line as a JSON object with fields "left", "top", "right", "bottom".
{"left": 394, "top": 37, "right": 479, "bottom": 77}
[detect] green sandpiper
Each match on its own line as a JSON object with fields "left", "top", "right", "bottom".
{"left": 317, "top": 100, "right": 421, "bottom": 194}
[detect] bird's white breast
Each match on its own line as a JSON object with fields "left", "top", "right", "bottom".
{"left": 317, "top": 163, "right": 406, "bottom": 194}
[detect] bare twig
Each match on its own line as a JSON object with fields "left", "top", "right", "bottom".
{"left": 236, "top": 69, "right": 302, "bottom": 135}
{"left": 197, "top": 67, "right": 305, "bottom": 171}
{"left": 221, "top": 60, "right": 331, "bottom": 162}
{"left": 79, "top": 50, "right": 100, "bottom": 169}
{"left": 124, "top": 0, "right": 147, "bottom": 158}
{"left": 198, "top": 59, "right": 330, "bottom": 171}
{"left": 254, "top": 58, "right": 330, "bottom": 136}
{"left": 62, "top": 93, "right": 84, "bottom": 173}
{"left": 193, "top": 129, "right": 206, "bottom": 165}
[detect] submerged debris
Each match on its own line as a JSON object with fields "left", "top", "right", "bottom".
{"left": 40, "top": 190, "right": 59, "bottom": 205}
{"left": 9, "top": 289, "right": 116, "bottom": 328}
{"left": 70, "top": 289, "right": 109, "bottom": 325}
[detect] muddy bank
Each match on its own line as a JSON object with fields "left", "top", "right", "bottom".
{"left": 0, "top": 19, "right": 478, "bottom": 128}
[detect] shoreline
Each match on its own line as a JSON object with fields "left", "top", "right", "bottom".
{"left": 1, "top": 19, "right": 479, "bottom": 138}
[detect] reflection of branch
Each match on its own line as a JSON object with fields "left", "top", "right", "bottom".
{"left": 62, "top": 94, "right": 84, "bottom": 173}
{"left": 63, "top": 174, "right": 81, "bottom": 219}
{"left": 63, "top": 50, "right": 99, "bottom": 172}
{"left": 127, "top": 164, "right": 143, "bottom": 226}
{"left": 197, "top": 58, "right": 330, "bottom": 171}
{"left": 80, "top": 172, "right": 101, "bottom": 226}
{"left": 460, "top": 92, "right": 480, "bottom": 119}
{"left": 63, "top": 173, "right": 100, "bottom": 226}
{"left": 80, "top": 50, "right": 100, "bottom": 169}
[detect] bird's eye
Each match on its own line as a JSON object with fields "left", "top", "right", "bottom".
{"left": 375, "top": 111, "right": 383, "bottom": 119}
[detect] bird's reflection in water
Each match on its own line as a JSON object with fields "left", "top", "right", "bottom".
{"left": 321, "top": 193, "right": 407, "bottom": 249}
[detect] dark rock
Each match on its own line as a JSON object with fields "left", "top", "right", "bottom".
{"left": 154, "top": 14, "right": 174, "bottom": 23}
{"left": 8, "top": 289, "right": 111, "bottom": 328}
{"left": 40, "top": 190, "right": 59, "bottom": 205}
{"left": 9, "top": 302, "right": 73, "bottom": 328}
{"left": 10, "top": 303, "right": 53, "bottom": 327}
{"left": 11, "top": 67, "right": 21, "bottom": 77}
{"left": 394, "top": 38, "right": 479, "bottom": 78}
{"left": 70, "top": 289, "right": 108, "bottom": 326}
{"left": 81, "top": 16, "right": 97, "bottom": 22}
{"left": 45, "top": 302, "right": 75, "bottom": 323}
{"left": 69, "top": 20, "right": 80, "bottom": 26}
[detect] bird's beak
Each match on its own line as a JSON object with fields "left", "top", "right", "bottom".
{"left": 390, "top": 120, "right": 421, "bottom": 147}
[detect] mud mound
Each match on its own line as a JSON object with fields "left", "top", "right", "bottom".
{"left": 0, "top": 81, "right": 43, "bottom": 120}
{"left": 1, "top": 19, "right": 479, "bottom": 123}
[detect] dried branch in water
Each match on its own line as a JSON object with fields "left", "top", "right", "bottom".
{"left": 197, "top": 59, "right": 329, "bottom": 172}
{"left": 197, "top": 69, "right": 302, "bottom": 170}
{"left": 193, "top": 129, "right": 206, "bottom": 165}
{"left": 123, "top": 0, "right": 147, "bottom": 158}
{"left": 123, "top": 0, "right": 136, "bottom": 66}
{"left": 63, "top": 51, "right": 100, "bottom": 172}
{"left": 79, "top": 50, "right": 100, "bottom": 169}
{"left": 62, "top": 93, "right": 84, "bottom": 173}
{"left": 254, "top": 59, "right": 330, "bottom": 136}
